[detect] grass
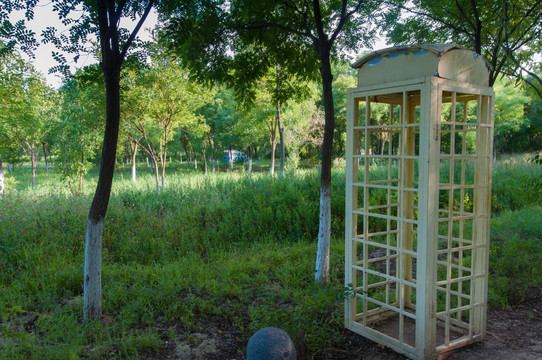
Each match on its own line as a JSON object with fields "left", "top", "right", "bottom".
{"left": 0, "top": 154, "right": 541, "bottom": 359}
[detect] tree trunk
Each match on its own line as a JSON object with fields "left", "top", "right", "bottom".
{"left": 84, "top": 59, "right": 121, "bottom": 321}
{"left": 131, "top": 142, "right": 138, "bottom": 183}
{"left": 7, "top": 161, "right": 12, "bottom": 174}
{"left": 276, "top": 64, "right": 285, "bottom": 177}
{"left": 42, "top": 142, "right": 49, "bottom": 173}
{"left": 229, "top": 146, "right": 233, "bottom": 170}
{"left": 314, "top": 47, "right": 335, "bottom": 284}
{"left": 181, "top": 137, "right": 191, "bottom": 167}
{"left": 152, "top": 156, "right": 160, "bottom": 192}
{"left": 207, "top": 134, "right": 215, "bottom": 172}
{"left": 0, "top": 158, "right": 4, "bottom": 195}
{"left": 277, "top": 102, "right": 285, "bottom": 177}
{"left": 270, "top": 138, "right": 276, "bottom": 176}
{"left": 247, "top": 145, "right": 253, "bottom": 173}
{"left": 31, "top": 144, "right": 36, "bottom": 189}
{"left": 160, "top": 143, "right": 166, "bottom": 190}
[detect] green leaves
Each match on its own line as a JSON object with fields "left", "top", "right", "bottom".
{"left": 385, "top": 0, "right": 541, "bottom": 90}
{"left": 53, "top": 70, "right": 104, "bottom": 192}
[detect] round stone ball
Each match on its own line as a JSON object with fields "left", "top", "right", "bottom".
{"left": 246, "top": 327, "right": 297, "bottom": 360}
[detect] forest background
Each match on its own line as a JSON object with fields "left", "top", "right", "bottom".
{"left": 0, "top": 0, "right": 541, "bottom": 359}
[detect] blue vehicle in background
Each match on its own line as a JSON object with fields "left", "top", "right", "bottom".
{"left": 223, "top": 150, "right": 248, "bottom": 163}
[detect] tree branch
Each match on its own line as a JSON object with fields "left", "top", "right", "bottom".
{"left": 114, "top": 0, "right": 128, "bottom": 22}
{"left": 239, "top": 20, "right": 316, "bottom": 42}
{"left": 452, "top": 0, "right": 475, "bottom": 31}
{"left": 506, "top": 49, "right": 542, "bottom": 100}
{"left": 384, "top": 1, "right": 472, "bottom": 41}
{"left": 330, "top": 0, "right": 365, "bottom": 45}
{"left": 522, "top": 76, "right": 542, "bottom": 101}
{"left": 505, "top": 2, "right": 540, "bottom": 41}
{"left": 120, "top": 0, "right": 155, "bottom": 61}
{"left": 312, "top": 0, "right": 326, "bottom": 47}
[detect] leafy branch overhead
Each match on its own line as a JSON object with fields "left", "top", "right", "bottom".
{"left": 386, "top": 0, "right": 542, "bottom": 96}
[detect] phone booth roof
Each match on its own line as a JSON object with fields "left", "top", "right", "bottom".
{"left": 352, "top": 43, "right": 492, "bottom": 88}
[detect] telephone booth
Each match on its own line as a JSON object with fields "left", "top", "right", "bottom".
{"left": 344, "top": 44, "right": 494, "bottom": 359}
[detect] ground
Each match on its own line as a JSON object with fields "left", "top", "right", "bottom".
{"left": 3, "top": 297, "right": 541, "bottom": 359}
{"left": 152, "top": 296, "right": 542, "bottom": 360}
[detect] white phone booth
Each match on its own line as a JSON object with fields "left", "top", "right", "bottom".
{"left": 345, "top": 44, "right": 494, "bottom": 359}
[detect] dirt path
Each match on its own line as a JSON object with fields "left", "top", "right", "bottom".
{"left": 312, "top": 296, "right": 542, "bottom": 360}
{"left": 158, "top": 296, "right": 542, "bottom": 360}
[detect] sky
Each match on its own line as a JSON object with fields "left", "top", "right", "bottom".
{"left": 15, "top": 2, "right": 158, "bottom": 89}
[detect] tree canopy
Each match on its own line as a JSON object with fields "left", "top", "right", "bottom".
{"left": 386, "top": 0, "right": 541, "bottom": 96}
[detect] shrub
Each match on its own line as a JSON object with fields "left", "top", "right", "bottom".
{"left": 489, "top": 204, "right": 542, "bottom": 307}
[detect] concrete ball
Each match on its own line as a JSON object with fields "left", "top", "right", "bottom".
{"left": 246, "top": 327, "right": 297, "bottom": 360}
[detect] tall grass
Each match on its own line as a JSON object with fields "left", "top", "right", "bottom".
{"left": 0, "top": 155, "right": 540, "bottom": 359}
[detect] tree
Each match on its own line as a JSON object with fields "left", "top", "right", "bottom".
{"left": 197, "top": 86, "right": 255, "bottom": 172}
{"left": 493, "top": 78, "right": 530, "bottom": 154}
{"left": 0, "top": 51, "right": 26, "bottom": 193}
{"left": 123, "top": 58, "right": 211, "bottom": 190}
{"left": 522, "top": 78, "right": 542, "bottom": 152}
{"left": 0, "top": 52, "right": 52, "bottom": 189}
{"left": 163, "top": 0, "right": 389, "bottom": 283}
{"left": 54, "top": 69, "right": 104, "bottom": 193}
{"left": 281, "top": 80, "right": 324, "bottom": 169}
{"left": 1, "top": 0, "right": 157, "bottom": 320}
{"left": 386, "top": 0, "right": 542, "bottom": 96}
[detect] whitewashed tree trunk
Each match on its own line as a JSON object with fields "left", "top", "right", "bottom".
{"left": 314, "top": 185, "right": 331, "bottom": 283}
{"left": 152, "top": 158, "right": 160, "bottom": 192}
{"left": 131, "top": 143, "right": 138, "bottom": 183}
{"left": 84, "top": 218, "right": 104, "bottom": 320}
{"left": 270, "top": 139, "right": 276, "bottom": 176}
{"left": 248, "top": 148, "right": 253, "bottom": 173}
{"left": 7, "top": 161, "right": 12, "bottom": 174}
{"left": 314, "top": 49, "right": 335, "bottom": 284}
{"left": 160, "top": 145, "right": 166, "bottom": 191}
{"left": 30, "top": 144, "right": 37, "bottom": 189}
